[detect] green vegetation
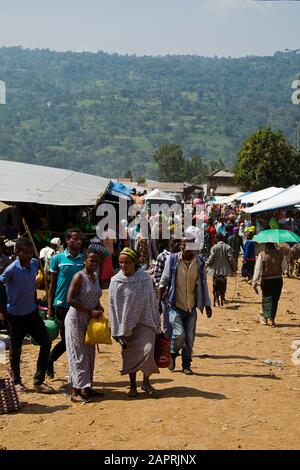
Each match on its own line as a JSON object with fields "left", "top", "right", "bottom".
{"left": 0, "top": 47, "right": 300, "bottom": 180}
{"left": 234, "top": 126, "right": 300, "bottom": 191}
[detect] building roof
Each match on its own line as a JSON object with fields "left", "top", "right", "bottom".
{"left": 214, "top": 185, "right": 241, "bottom": 195}
{"left": 0, "top": 160, "right": 110, "bottom": 206}
{"left": 208, "top": 170, "right": 235, "bottom": 178}
{"left": 145, "top": 180, "right": 202, "bottom": 193}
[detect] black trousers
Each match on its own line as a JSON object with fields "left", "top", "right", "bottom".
{"left": 7, "top": 310, "right": 51, "bottom": 385}
{"left": 261, "top": 277, "right": 283, "bottom": 320}
{"left": 49, "top": 306, "right": 68, "bottom": 363}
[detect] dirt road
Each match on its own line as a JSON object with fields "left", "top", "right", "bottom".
{"left": 1, "top": 273, "right": 300, "bottom": 450}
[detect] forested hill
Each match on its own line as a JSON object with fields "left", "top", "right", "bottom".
{"left": 0, "top": 47, "right": 300, "bottom": 179}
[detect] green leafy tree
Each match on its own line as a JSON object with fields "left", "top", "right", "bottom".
{"left": 209, "top": 158, "right": 226, "bottom": 173}
{"left": 137, "top": 176, "right": 146, "bottom": 184}
{"left": 185, "top": 155, "right": 209, "bottom": 184}
{"left": 154, "top": 143, "right": 186, "bottom": 182}
{"left": 234, "top": 126, "right": 300, "bottom": 191}
{"left": 124, "top": 170, "right": 133, "bottom": 180}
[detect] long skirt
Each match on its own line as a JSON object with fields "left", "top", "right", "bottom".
{"left": 121, "top": 324, "right": 160, "bottom": 376}
{"left": 261, "top": 277, "right": 283, "bottom": 320}
{"left": 65, "top": 309, "right": 95, "bottom": 389}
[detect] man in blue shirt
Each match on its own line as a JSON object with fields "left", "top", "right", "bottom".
{"left": 47, "top": 229, "right": 84, "bottom": 378}
{"left": 0, "top": 238, "right": 53, "bottom": 393}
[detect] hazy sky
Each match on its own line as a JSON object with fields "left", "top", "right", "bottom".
{"left": 0, "top": 0, "right": 299, "bottom": 57}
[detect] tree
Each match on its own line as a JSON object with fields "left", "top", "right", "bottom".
{"left": 234, "top": 126, "right": 300, "bottom": 191}
{"left": 209, "top": 158, "right": 226, "bottom": 173}
{"left": 124, "top": 170, "right": 133, "bottom": 180}
{"left": 154, "top": 143, "right": 185, "bottom": 182}
{"left": 137, "top": 176, "right": 146, "bottom": 184}
{"left": 185, "top": 155, "right": 209, "bottom": 184}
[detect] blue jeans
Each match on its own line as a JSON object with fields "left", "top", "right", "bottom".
{"left": 169, "top": 306, "right": 197, "bottom": 369}
{"left": 161, "top": 300, "right": 172, "bottom": 340}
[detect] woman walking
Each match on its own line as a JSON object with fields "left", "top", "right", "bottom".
{"left": 65, "top": 248, "right": 104, "bottom": 402}
{"left": 252, "top": 243, "right": 287, "bottom": 327}
{"left": 109, "top": 248, "right": 160, "bottom": 398}
{"left": 242, "top": 231, "right": 256, "bottom": 281}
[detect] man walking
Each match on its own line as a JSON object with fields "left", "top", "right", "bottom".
{"left": 47, "top": 229, "right": 84, "bottom": 378}
{"left": 158, "top": 237, "right": 212, "bottom": 375}
{"left": 0, "top": 238, "right": 53, "bottom": 393}
{"left": 206, "top": 233, "right": 237, "bottom": 301}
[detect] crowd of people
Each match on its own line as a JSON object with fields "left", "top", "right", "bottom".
{"left": 0, "top": 202, "right": 299, "bottom": 402}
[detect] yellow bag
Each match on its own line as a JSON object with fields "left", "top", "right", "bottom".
{"left": 84, "top": 316, "right": 112, "bottom": 345}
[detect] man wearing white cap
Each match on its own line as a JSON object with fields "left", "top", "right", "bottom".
{"left": 158, "top": 234, "right": 212, "bottom": 375}
{"left": 39, "top": 238, "right": 61, "bottom": 285}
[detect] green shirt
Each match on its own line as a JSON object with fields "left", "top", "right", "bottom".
{"left": 50, "top": 249, "right": 84, "bottom": 309}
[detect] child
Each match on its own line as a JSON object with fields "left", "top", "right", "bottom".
{"left": 0, "top": 237, "right": 54, "bottom": 393}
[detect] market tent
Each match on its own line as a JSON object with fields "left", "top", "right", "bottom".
{"left": 244, "top": 185, "right": 300, "bottom": 214}
{"left": 220, "top": 191, "right": 251, "bottom": 205}
{"left": 212, "top": 196, "right": 228, "bottom": 204}
{"left": 143, "top": 189, "right": 177, "bottom": 202}
{"left": 240, "top": 187, "right": 285, "bottom": 205}
{"left": 0, "top": 160, "right": 110, "bottom": 206}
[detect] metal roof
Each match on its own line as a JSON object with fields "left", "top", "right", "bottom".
{"left": 208, "top": 170, "right": 234, "bottom": 178}
{"left": 0, "top": 160, "right": 110, "bottom": 206}
{"left": 240, "top": 187, "right": 285, "bottom": 205}
{"left": 244, "top": 185, "right": 300, "bottom": 214}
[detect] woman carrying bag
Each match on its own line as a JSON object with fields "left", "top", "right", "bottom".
{"left": 65, "top": 248, "right": 104, "bottom": 402}
{"left": 109, "top": 248, "right": 161, "bottom": 398}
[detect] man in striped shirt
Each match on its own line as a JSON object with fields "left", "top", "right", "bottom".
{"left": 153, "top": 237, "right": 181, "bottom": 338}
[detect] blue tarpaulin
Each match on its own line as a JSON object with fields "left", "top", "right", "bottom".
{"left": 108, "top": 181, "right": 132, "bottom": 199}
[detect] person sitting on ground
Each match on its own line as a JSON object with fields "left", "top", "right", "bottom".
{"left": 0, "top": 237, "right": 53, "bottom": 394}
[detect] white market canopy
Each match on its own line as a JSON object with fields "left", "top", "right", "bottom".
{"left": 244, "top": 185, "right": 300, "bottom": 214}
{"left": 240, "top": 187, "right": 285, "bottom": 205}
{"left": 143, "top": 188, "right": 177, "bottom": 202}
{"left": 220, "top": 191, "right": 250, "bottom": 205}
{"left": 0, "top": 160, "right": 110, "bottom": 206}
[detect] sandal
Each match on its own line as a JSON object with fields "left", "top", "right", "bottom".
{"left": 71, "top": 394, "right": 90, "bottom": 403}
{"left": 141, "top": 385, "right": 158, "bottom": 398}
{"left": 33, "top": 383, "right": 55, "bottom": 394}
{"left": 15, "top": 383, "right": 28, "bottom": 393}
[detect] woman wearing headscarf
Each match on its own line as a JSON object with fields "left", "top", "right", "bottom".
{"left": 242, "top": 231, "right": 256, "bottom": 281}
{"left": 109, "top": 248, "right": 160, "bottom": 398}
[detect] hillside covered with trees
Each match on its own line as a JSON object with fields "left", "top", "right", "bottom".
{"left": 0, "top": 47, "right": 299, "bottom": 179}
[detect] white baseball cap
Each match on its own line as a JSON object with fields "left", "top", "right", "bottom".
{"left": 50, "top": 237, "right": 61, "bottom": 246}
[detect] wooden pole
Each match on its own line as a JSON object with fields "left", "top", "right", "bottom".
{"left": 22, "top": 217, "right": 49, "bottom": 300}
